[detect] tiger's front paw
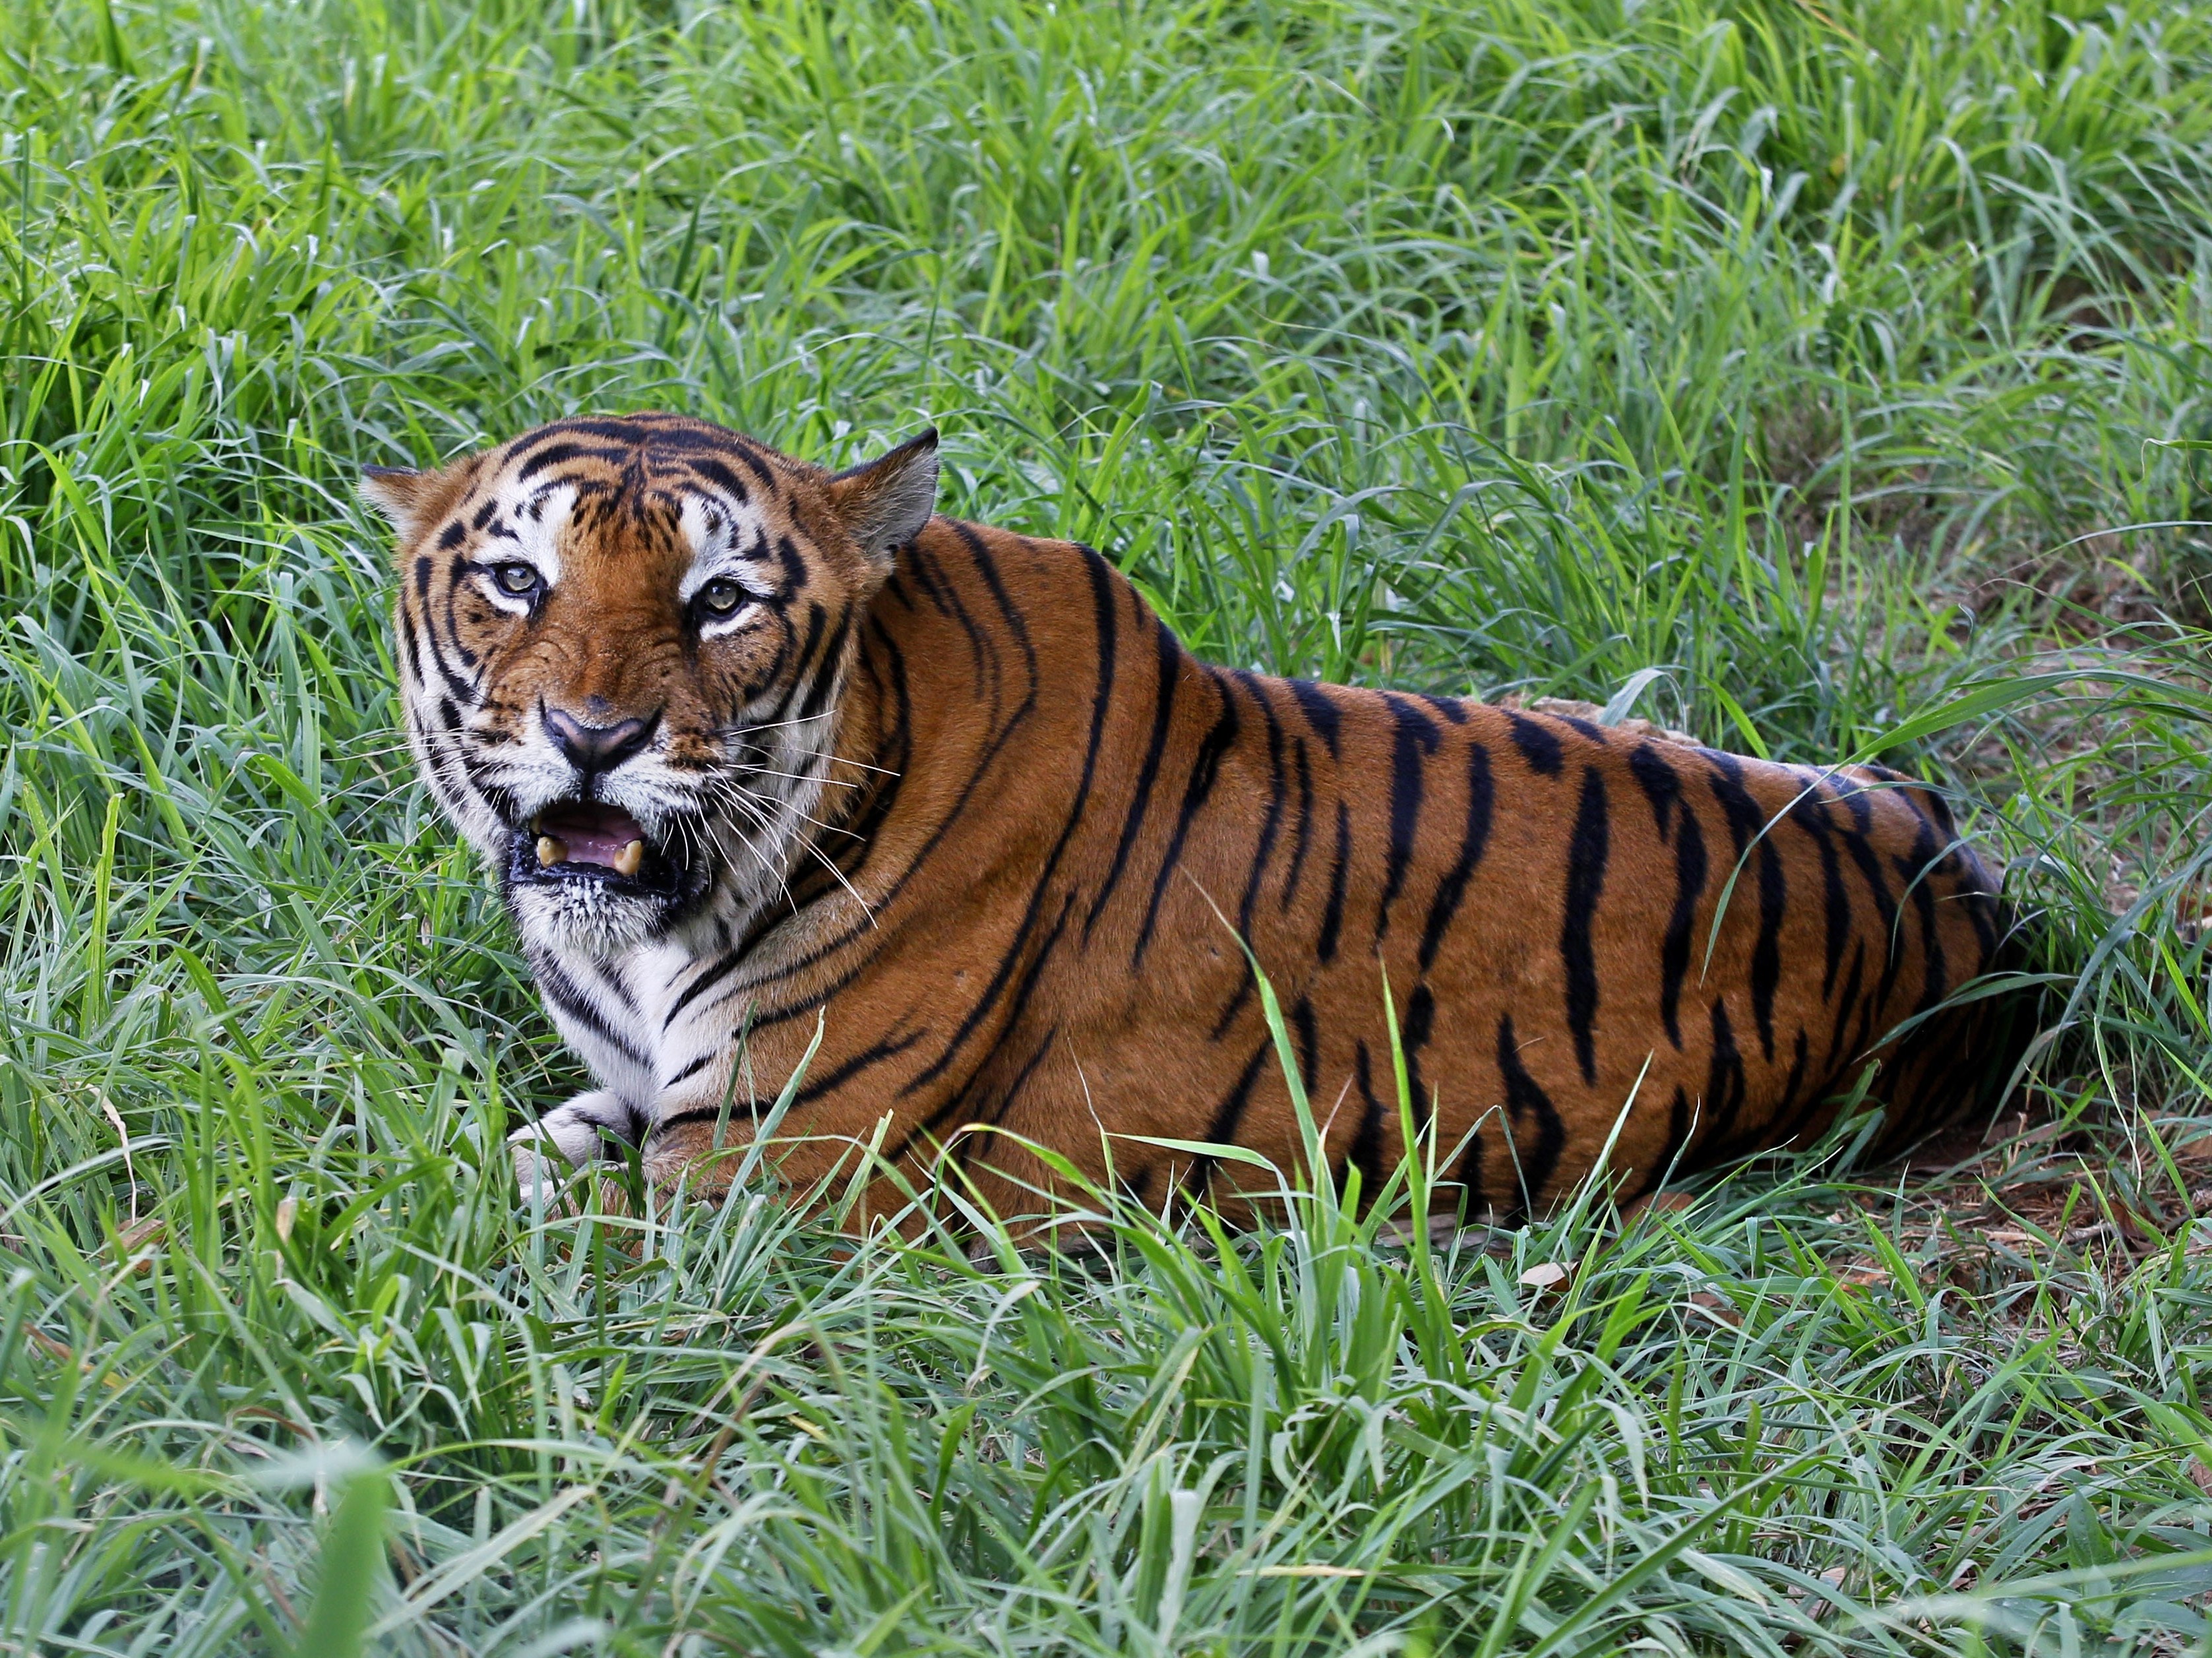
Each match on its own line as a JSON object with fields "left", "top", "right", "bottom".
{"left": 509, "top": 1090, "right": 641, "bottom": 1206}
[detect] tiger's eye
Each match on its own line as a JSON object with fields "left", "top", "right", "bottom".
{"left": 700, "top": 578, "right": 745, "bottom": 616}
{"left": 492, "top": 563, "right": 539, "bottom": 596}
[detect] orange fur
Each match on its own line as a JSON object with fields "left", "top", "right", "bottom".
{"left": 373, "top": 415, "right": 2028, "bottom": 1227}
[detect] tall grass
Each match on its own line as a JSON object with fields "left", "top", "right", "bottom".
{"left": 0, "top": 0, "right": 2208, "bottom": 1649}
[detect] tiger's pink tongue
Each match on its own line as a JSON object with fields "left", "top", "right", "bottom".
{"left": 536, "top": 803, "right": 646, "bottom": 870}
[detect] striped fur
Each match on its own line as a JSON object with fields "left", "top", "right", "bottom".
{"left": 367, "top": 414, "right": 2027, "bottom": 1223}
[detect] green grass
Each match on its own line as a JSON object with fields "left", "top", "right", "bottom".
{"left": 1, "top": 0, "right": 2211, "bottom": 1649}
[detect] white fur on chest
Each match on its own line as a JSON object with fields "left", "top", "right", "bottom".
{"left": 531, "top": 935, "right": 720, "bottom": 1113}
{"left": 510, "top": 932, "right": 752, "bottom": 1192}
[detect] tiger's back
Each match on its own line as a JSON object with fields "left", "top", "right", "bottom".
{"left": 366, "top": 415, "right": 2025, "bottom": 1222}
{"left": 705, "top": 521, "right": 2016, "bottom": 1217}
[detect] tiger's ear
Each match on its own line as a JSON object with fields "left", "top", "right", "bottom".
{"left": 828, "top": 428, "right": 938, "bottom": 565}
{"left": 359, "top": 463, "right": 451, "bottom": 544}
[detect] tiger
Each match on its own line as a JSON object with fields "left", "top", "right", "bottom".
{"left": 362, "top": 413, "right": 2029, "bottom": 1228}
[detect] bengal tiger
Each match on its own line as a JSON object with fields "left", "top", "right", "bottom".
{"left": 363, "top": 414, "right": 2027, "bottom": 1227}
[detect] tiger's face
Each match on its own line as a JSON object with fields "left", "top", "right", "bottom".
{"left": 363, "top": 415, "right": 938, "bottom": 956}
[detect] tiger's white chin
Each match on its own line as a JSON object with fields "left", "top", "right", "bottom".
{"left": 508, "top": 882, "right": 669, "bottom": 957}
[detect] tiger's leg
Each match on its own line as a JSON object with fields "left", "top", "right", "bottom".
{"left": 508, "top": 1090, "right": 642, "bottom": 1205}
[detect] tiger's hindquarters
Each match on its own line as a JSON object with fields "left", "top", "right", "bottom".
{"left": 1868, "top": 901, "right": 2046, "bottom": 1159}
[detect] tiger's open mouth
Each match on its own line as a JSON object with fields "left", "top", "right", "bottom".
{"left": 508, "top": 801, "right": 683, "bottom": 896}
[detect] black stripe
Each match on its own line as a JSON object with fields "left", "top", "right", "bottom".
{"left": 516, "top": 441, "right": 626, "bottom": 483}
{"left": 416, "top": 594, "right": 479, "bottom": 706}
{"left": 1290, "top": 995, "right": 1319, "bottom": 1097}
{"left": 441, "top": 577, "right": 481, "bottom": 668}
{"left": 1401, "top": 984, "right": 1436, "bottom": 1135}
{"left": 1419, "top": 742, "right": 1494, "bottom": 972}
{"left": 1286, "top": 679, "right": 1341, "bottom": 758}
{"left": 1211, "top": 674, "right": 1289, "bottom": 1037}
{"left": 1628, "top": 743, "right": 1680, "bottom": 840}
{"left": 830, "top": 620, "right": 913, "bottom": 854}
{"left": 590, "top": 958, "right": 639, "bottom": 1016}
{"left": 1833, "top": 779, "right": 1905, "bottom": 1009}
{"left": 665, "top": 948, "right": 747, "bottom": 1029}
{"left": 1348, "top": 1041, "right": 1389, "bottom": 1206}
{"left": 1181, "top": 1041, "right": 1272, "bottom": 1200}
{"left": 920, "top": 1034, "right": 1057, "bottom": 1176}
{"left": 718, "top": 438, "right": 780, "bottom": 493}
{"left": 1281, "top": 737, "right": 1315, "bottom": 913}
{"left": 909, "top": 539, "right": 994, "bottom": 696}
{"left": 1318, "top": 800, "right": 1351, "bottom": 964}
{"left": 1561, "top": 765, "right": 1611, "bottom": 1084}
{"left": 982, "top": 1026, "right": 1060, "bottom": 1129}
{"left": 1659, "top": 799, "right": 1707, "bottom": 1051}
{"left": 1826, "top": 940, "right": 1866, "bottom": 1069}
{"left": 774, "top": 532, "right": 809, "bottom": 598}
{"left": 1424, "top": 738, "right": 1495, "bottom": 972}
{"left": 735, "top": 624, "right": 795, "bottom": 715}
{"left": 949, "top": 523, "right": 1025, "bottom": 709}
{"left": 793, "top": 609, "right": 855, "bottom": 725}
{"left": 896, "top": 537, "right": 954, "bottom": 615}
{"left": 1789, "top": 784, "right": 1851, "bottom": 999}
{"left": 1086, "top": 613, "right": 1180, "bottom": 940}
{"left": 1698, "top": 997, "right": 1747, "bottom": 1153}
{"left": 1376, "top": 694, "right": 1442, "bottom": 941}
{"left": 679, "top": 454, "right": 753, "bottom": 505}
{"left": 1448, "top": 1095, "right": 1486, "bottom": 1217}
{"left": 661, "top": 1051, "right": 714, "bottom": 1090}
{"left": 1623, "top": 1086, "right": 1696, "bottom": 1206}
{"left": 1419, "top": 693, "right": 1469, "bottom": 725}
{"left": 1764, "top": 1028, "right": 1824, "bottom": 1148}
{"left": 787, "top": 601, "right": 829, "bottom": 694}
{"left": 1496, "top": 1014, "right": 1565, "bottom": 1225}
{"left": 900, "top": 884, "right": 1078, "bottom": 1130}
{"left": 783, "top": 1032, "right": 927, "bottom": 1111}
{"left": 522, "top": 416, "right": 650, "bottom": 447}
{"left": 1134, "top": 675, "right": 1240, "bottom": 966}
{"left": 1957, "top": 861, "right": 2002, "bottom": 961}
{"left": 1504, "top": 712, "right": 1563, "bottom": 776}
{"left": 538, "top": 960, "right": 648, "bottom": 1067}
{"left": 1896, "top": 814, "right": 1950, "bottom": 1018}
{"left": 1895, "top": 776, "right": 1958, "bottom": 840}
{"left": 1705, "top": 1024, "right": 1814, "bottom": 1166}
{"left": 953, "top": 522, "right": 1033, "bottom": 679}
{"left": 1705, "top": 754, "right": 1786, "bottom": 1062}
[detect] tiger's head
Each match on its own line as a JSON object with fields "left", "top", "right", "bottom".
{"left": 363, "top": 414, "right": 938, "bottom": 956}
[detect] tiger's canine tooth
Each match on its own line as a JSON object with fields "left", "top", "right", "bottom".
{"left": 611, "top": 840, "right": 644, "bottom": 878}
{"left": 537, "top": 835, "right": 566, "bottom": 867}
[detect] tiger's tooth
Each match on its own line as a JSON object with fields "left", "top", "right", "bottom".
{"left": 611, "top": 840, "right": 644, "bottom": 878}
{"left": 537, "top": 835, "right": 566, "bottom": 867}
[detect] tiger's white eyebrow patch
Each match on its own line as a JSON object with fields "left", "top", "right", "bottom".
{"left": 677, "top": 495, "right": 780, "bottom": 603}
{"left": 698, "top": 600, "right": 763, "bottom": 639}
{"left": 483, "top": 481, "right": 576, "bottom": 588}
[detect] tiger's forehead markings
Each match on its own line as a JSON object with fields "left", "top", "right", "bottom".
{"left": 498, "top": 416, "right": 784, "bottom": 499}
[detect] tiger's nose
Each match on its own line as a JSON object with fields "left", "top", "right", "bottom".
{"left": 543, "top": 706, "right": 656, "bottom": 775}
